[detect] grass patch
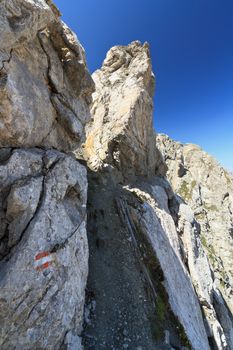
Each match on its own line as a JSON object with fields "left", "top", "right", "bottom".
{"left": 130, "top": 206, "right": 191, "bottom": 349}
{"left": 179, "top": 180, "right": 196, "bottom": 201}
{"left": 156, "top": 295, "right": 166, "bottom": 322}
{"left": 203, "top": 203, "right": 218, "bottom": 211}
{"left": 195, "top": 212, "right": 206, "bottom": 221}
{"left": 201, "top": 236, "right": 217, "bottom": 267}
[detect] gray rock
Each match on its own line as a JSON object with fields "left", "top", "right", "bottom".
{"left": 84, "top": 41, "right": 165, "bottom": 180}
{"left": 0, "top": 0, "right": 94, "bottom": 151}
{"left": 157, "top": 133, "right": 233, "bottom": 348}
{"left": 121, "top": 182, "right": 210, "bottom": 350}
{"left": 83, "top": 42, "right": 212, "bottom": 349}
{"left": 177, "top": 201, "right": 228, "bottom": 349}
{"left": 0, "top": 1, "right": 231, "bottom": 349}
{"left": 0, "top": 0, "right": 57, "bottom": 50}
{"left": 0, "top": 2, "right": 91, "bottom": 347}
{"left": 0, "top": 149, "right": 88, "bottom": 349}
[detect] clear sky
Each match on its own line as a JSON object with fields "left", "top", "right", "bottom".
{"left": 55, "top": 0, "right": 233, "bottom": 170}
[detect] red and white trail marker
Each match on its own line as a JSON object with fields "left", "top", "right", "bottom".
{"left": 34, "top": 251, "right": 54, "bottom": 271}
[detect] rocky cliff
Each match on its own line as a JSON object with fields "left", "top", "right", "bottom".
{"left": 157, "top": 134, "right": 233, "bottom": 348}
{"left": 0, "top": 1, "right": 93, "bottom": 349}
{"left": 0, "top": 1, "right": 232, "bottom": 350}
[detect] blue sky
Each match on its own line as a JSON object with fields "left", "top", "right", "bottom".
{"left": 55, "top": 0, "right": 233, "bottom": 170}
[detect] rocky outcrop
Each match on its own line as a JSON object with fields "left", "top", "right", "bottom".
{"left": 176, "top": 200, "right": 231, "bottom": 349}
{"left": 0, "top": 1, "right": 232, "bottom": 349}
{"left": 157, "top": 135, "right": 233, "bottom": 310}
{"left": 157, "top": 134, "right": 233, "bottom": 348}
{"left": 83, "top": 42, "right": 231, "bottom": 350}
{"left": 0, "top": 149, "right": 88, "bottom": 349}
{"left": 0, "top": 0, "right": 94, "bottom": 151}
{"left": 84, "top": 41, "right": 166, "bottom": 180}
{"left": 0, "top": 0, "right": 93, "bottom": 348}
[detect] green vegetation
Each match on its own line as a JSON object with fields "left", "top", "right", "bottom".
{"left": 201, "top": 235, "right": 229, "bottom": 289}
{"left": 156, "top": 295, "right": 166, "bottom": 322}
{"left": 200, "top": 235, "right": 208, "bottom": 249}
{"left": 191, "top": 180, "right": 197, "bottom": 188}
{"left": 149, "top": 317, "right": 164, "bottom": 342}
{"left": 131, "top": 205, "right": 191, "bottom": 349}
{"left": 207, "top": 245, "right": 216, "bottom": 265}
{"left": 223, "top": 169, "right": 232, "bottom": 186}
{"left": 195, "top": 212, "right": 206, "bottom": 221}
{"left": 203, "top": 203, "right": 218, "bottom": 211}
{"left": 201, "top": 236, "right": 218, "bottom": 270}
{"left": 179, "top": 180, "right": 196, "bottom": 201}
{"left": 201, "top": 235, "right": 216, "bottom": 264}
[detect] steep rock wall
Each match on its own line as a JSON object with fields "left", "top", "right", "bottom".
{"left": 0, "top": 1, "right": 232, "bottom": 349}
{"left": 83, "top": 42, "right": 221, "bottom": 350}
{"left": 157, "top": 135, "right": 233, "bottom": 312}
{"left": 157, "top": 134, "right": 233, "bottom": 349}
{"left": 84, "top": 41, "right": 166, "bottom": 180}
{"left": 0, "top": 1, "right": 93, "bottom": 348}
{"left": 0, "top": 0, "right": 94, "bottom": 150}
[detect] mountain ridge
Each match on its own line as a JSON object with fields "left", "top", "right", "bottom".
{"left": 0, "top": 1, "right": 232, "bottom": 349}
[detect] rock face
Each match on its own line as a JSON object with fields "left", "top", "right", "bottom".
{"left": 157, "top": 134, "right": 233, "bottom": 348}
{"left": 0, "top": 0, "right": 94, "bottom": 151}
{"left": 0, "top": 1, "right": 232, "bottom": 349}
{"left": 157, "top": 135, "right": 233, "bottom": 309}
{"left": 0, "top": 149, "right": 88, "bottom": 349}
{"left": 83, "top": 42, "right": 230, "bottom": 350}
{"left": 84, "top": 41, "right": 165, "bottom": 179}
{"left": 0, "top": 1, "right": 93, "bottom": 349}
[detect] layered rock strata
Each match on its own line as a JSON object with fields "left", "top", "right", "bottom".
{"left": 0, "top": 1, "right": 93, "bottom": 349}
{"left": 84, "top": 41, "right": 166, "bottom": 180}
{"left": 157, "top": 134, "right": 233, "bottom": 348}
{"left": 83, "top": 42, "right": 230, "bottom": 349}
{"left": 0, "top": 0, "right": 94, "bottom": 151}
{"left": 0, "top": 1, "right": 232, "bottom": 349}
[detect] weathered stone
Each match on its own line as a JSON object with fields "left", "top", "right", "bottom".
{"left": 83, "top": 38, "right": 233, "bottom": 349}
{"left": 177, "top": 201, "right": 229, "bottom": 349}
{"left": 157, "top": 133, "right": 233, "bottom": 348}
{"left": 0, "top": 1, "right": 232, "bottom": 349}
{"left": 84, "top": 41, "right": 164, "bottom": 180}
{"left": 0, "top": 149, "right": 88, "bottom": 349}
{"left": 83, "top": 42, "right": 214, "bottom": 350}
{"left": 0, "top": 0, "right": 94, "bottom": 151}
{"left": 0, "top": 1, "right": 91, "bottom": 348}
{"left": 120, "top": 181, "right": 210, "bottom": 350}
{"left": 0, "top": 0, "right": 57, "bottom": 50}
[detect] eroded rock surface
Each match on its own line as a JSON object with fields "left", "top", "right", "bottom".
{"left": 0, "top": 1, "right": 232, "bottom": 349}
{"left": 157, "top": 134, "right": 233, "bottom": 348}
{"left": 0, "top": 1, "right": 92, "bottom": 349}
{"left": 82, "top": 42, "right": 227, "bottom": 350}
{"left": 0, "top": 149, "right": 88, "bottom": 349}
{"left": 84, "top": 41, "right": 165, "bottom": 180}
{"left": 0, "top": 0, "right": 94, "bottom": 151}
{"left": 157, "top": 135, "right": 233, "bottom": 311}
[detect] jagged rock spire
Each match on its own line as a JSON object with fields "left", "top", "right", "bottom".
{"left": 84, "top": 41, "right": 166, "bottom": 179}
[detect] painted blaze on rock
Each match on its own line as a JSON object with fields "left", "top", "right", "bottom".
{"left": 0, "top": 1, "right": 91, "bottom": 349}
{"left": 0, "top": 149, "right": 88, "bottom": 350}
